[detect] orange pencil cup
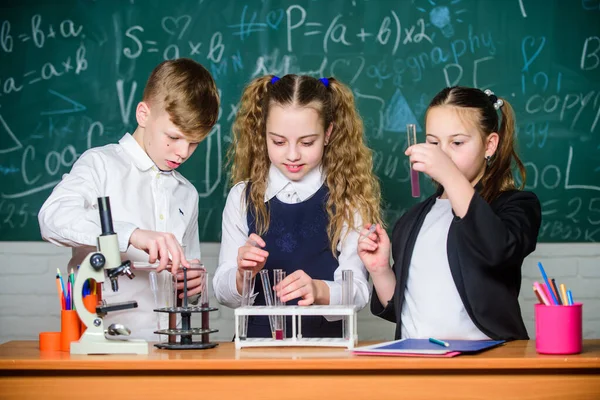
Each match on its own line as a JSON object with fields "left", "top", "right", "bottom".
{"left": 535, "top": 303, "right": 583, "bottom": 355}
{"left": 60, "top": 309, "right": 81, "bottom": 352}
{"left": 39, "top": 332, "right": 61, "bottom": 351}
{"left": 80, "top": 294, "right": 99, "bottom": 332}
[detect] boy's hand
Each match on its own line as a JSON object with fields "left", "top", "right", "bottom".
{"left": 129, "top": 229, "right": 189, "bottom": 273}
{"left": 357, "top": 224, "right": 391, "bottom": 276}
{"left": 174, "top": 265, "right": 206, "bottom": 299}
{"left": 235, "top": 234, "right": 268, "bottom": 294}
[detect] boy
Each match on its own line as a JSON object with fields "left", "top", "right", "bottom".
{"left": 38, "top": 58, "right": 220, "bottom": 340}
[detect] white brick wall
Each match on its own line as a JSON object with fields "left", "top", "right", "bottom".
{"left": 0, "top": 242, "right": 598, "bottom": 344}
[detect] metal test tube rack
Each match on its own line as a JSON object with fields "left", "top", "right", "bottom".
{"left": 153, "top": 268, "right": 219, "bottom": 350}
{"left": 234, "top": 305, "right": 358, "bottom": 349}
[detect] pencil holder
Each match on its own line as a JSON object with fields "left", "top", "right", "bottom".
{"left": 535, "top": 303, "right": 582, "bottom": 355}
{"left": 80, "top": 294, "right": 99, "bottom": 332}
{"left": 39, "top": 331, "right": 61, "bottom": 351}
{"left": 60, "top": 309, "right": 81, "bottom": 352}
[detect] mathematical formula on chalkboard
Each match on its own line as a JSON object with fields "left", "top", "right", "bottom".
{"left": 0, "top": 0, "right": 598, "bottom": 242}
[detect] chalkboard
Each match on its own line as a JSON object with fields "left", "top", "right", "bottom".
{"left": 0, "top": 0, "right": 599, "bottom": 242}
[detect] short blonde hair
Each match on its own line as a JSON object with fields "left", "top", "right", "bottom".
{"left": 143, "top": 58, "right": 219, "bottom": 142}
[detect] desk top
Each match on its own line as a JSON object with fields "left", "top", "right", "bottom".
{"left": 0, "top": 340, "right": 599, "bottom": 371}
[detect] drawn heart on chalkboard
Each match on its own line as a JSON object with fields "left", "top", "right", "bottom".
{"left": 521, "top": 36, "right": 546, "bottom": 71}
{"left": 161, "top": 15, "right": 192, "bottom": 40}
{"left": 266, "top": 9, "right": 284, "bottom": 30}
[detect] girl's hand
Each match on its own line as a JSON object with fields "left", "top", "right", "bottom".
{"left": 236, "top": 234, "right": 268, "bottom": 295}
{"left": 236, "top": 233, "right": 269, "bottom": 275}
{"left": 405, "top": 143, "right": 461, "bottom": 186}
{"left": 275, "top": 270, "right": 323, "bottom": 306}
{"left": 357, "top": 224, "right": 391, "bottom": 276}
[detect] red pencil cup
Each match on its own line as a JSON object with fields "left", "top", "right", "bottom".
{"left": 60, "top": 309, "right": 82, "bottom": 352}
{"left": 535, "top": 303, "right": 583, "bottom": 355}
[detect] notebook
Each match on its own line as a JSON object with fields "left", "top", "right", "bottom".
{"left": 352, "top": 339, "right": 505, "bottom": 357}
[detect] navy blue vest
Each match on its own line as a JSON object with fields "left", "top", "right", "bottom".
{"left": 246, "top": 184, "right": 342, "bottom": 338}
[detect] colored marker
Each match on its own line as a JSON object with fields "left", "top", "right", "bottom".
{"left": 56, "top": 268, "right": 66, "bottom": 298}
{"left": 532, "top": 285, "right": 544, "bottom": 304}
{"left": 537, "top": 262, "right": 559, "bottom": 305}
{"left": 550, "top": 278, "right": 562, "bottom": 305}
{"left": 560, "top": 284, "right": 568, "bottom": 306}
{"left": 429, "top": 337, "right": 449, "bottom": 347}
{"left": 55, "top": 275, "right": 64, "bottom": 309}
{"left": 533, "top": 281, "right": 550, "bottom": 306}
{"left": 567, "top": 290, "right": 574, "bottom": 306}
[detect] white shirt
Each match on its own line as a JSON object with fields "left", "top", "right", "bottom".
{"left": 214, "top": 164, "right": 370, "bottom": 319}
{"left": 38, "top": 133, "right": 200, "bottom": 340}
{"left": 400, "top": 198, "right": 490, "bottom": 340}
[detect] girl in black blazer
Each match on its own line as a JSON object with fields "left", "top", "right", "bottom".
{"left": 358, "top": 86, "right": 541, "bottom": 341}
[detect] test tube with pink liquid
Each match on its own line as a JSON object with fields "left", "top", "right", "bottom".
{"left": 407, "top": 124, "right": 420, "bottom": 198}
{"left": 273, "top": 269, "right": 286, "bottom": 340}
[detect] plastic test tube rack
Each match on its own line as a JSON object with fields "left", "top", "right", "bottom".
{"left": 234, "top": 305, "right": 358, "bottom": 349}
{"left": 153, "top": 268, "right": 219, "bottom": 350}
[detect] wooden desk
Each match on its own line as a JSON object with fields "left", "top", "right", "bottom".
{"left": 1, "top": 340, "right": 599, "bottom": 399}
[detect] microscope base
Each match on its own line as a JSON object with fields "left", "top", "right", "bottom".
{"left": 70, "top": 331, "right": 149, "bottom": 355}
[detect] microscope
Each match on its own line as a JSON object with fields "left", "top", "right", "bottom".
{"left": 70, "top": 196, "right": 148, "bottom": 355}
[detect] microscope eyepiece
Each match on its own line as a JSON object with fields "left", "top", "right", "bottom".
{"left": 97, "top": 197, "right": 115, "bottom": 236}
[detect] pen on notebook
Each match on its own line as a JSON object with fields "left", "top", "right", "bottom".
{"left": 429, "top": 337, "right": 449, "bottom": 347}
{"left": 360, "top": 224, "right": 377, "bottom": 241}
{"left": 537, "top": 262, "right": 559, "bottom": 305}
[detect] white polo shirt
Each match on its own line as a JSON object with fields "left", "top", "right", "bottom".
{"left": 38, "top": 133, "right": 200, "bottom": 340}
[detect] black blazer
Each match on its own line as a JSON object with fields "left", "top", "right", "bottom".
{"left": 371, "top": 188, "right": 542, "bottom": 341}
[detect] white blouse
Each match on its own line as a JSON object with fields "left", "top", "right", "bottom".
{"left": 214, "top": 164, "right": 370, "bottom": 319}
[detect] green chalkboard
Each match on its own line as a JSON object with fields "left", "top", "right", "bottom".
{"left": 0, "top": 0, "right": 599, "bottom": 242}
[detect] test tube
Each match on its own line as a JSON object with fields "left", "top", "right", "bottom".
{"left": 273, "top": 269, "right": 286, "bottom": 340}
{"left": 239, "top": 269, "right": 255, "bottom": 340}
{"left": 360, "top": 224, "right": 376, "bottom": 242}
{"left": 149, "top": 271, "right": 162, "bottom": 340}
{"left": 341, "top": 270, "right": 354, "bottom": 340}
{"left": 407, "top": 123, "right": 420, "bottom": 198}
{"left": 259, "top": 270, "right": 277, "bottom": 338}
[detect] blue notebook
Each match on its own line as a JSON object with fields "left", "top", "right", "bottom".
{"left": 353, "top": 339, "right": 505, "bottom": 356}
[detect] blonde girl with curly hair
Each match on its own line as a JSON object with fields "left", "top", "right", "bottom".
{"left": 214, "top": 74, "right": 383, "bottom": 338}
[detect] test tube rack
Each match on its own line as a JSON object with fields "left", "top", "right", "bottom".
{"left": 152, "top": 267, "right": 219, "bottom": 350}
{"left": 153, "top": 304, "right": 219, "bottom": 350}
{"left": 234, "top": 305, "right": 357, "bottom": 349}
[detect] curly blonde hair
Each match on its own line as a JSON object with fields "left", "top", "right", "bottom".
{"left": 228, "top": 74, "right": 382, "bottom": 255}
